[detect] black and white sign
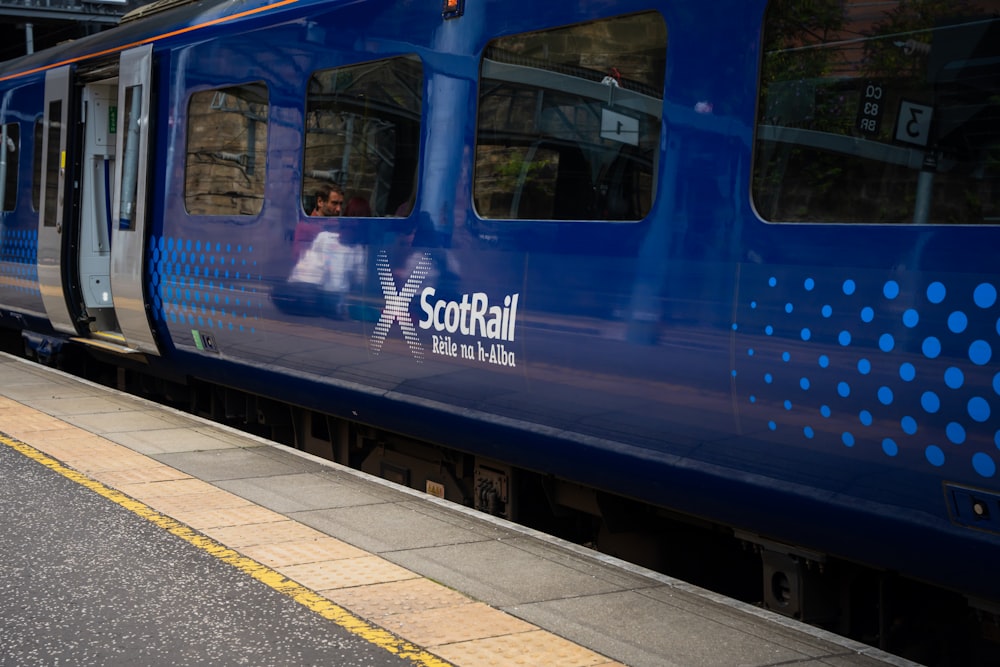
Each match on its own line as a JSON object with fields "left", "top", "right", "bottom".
{"left": 856, "top": 82, "right": 885, "bottom": 135}
{"left": 601, "top": 108, "right": 639, "bottom": 146}
{"left": 894, "top": 100, "right": 934, "bottom": 147}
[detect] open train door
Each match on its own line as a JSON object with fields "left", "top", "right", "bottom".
{"left": 36, "top": 48, "right": 160, "bottom": 357}
{"left": 36, "top": 65, "right": 77, "bottom": 336}
{"left": 109, "top": 44, "right": 160, "bottom": 356}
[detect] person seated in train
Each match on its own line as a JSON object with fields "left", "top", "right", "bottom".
{"left": 342, "top": 196, "right": 371, "bottom": 221}
{"left": 333, "top": 196, "right": 370, "bottom": 255}
{"left": 311, "top": 184, "right": 345, "bottom": 217}
{"left": 286, "top": 195, "right": 369, "bottom": 319}
{"left": 291, "top": 184, "right": 344, "bottom": 261}
{"left": 273, "top": 185, "right": 349, "bottom": 316}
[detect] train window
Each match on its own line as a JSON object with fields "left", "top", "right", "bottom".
{"left": 302, "top": 56, "right": 422, "bottom": 217}
{"left": 32, "top": 120, "right": 41, "bottom": 211}
{"left": 1, "top": 123, "right": 17, "bottom": 211}
{"left": 755, "top": 0, "right": 1000, "bottom": 224}
{"left": 42, "top": 101, "right": 62, "bottom": 227}
{"left": 184, "top": 82, "right": 269, "bottom": 216}
{"left": 119, "top": 85, "right": 142, "bottom": 231}
{"left": 474, "top": 12, "right": 665, "bottom": 221}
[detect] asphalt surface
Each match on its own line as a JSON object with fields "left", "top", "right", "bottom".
{"left": 0, "top": 443, "right": 421, "bottom": 667}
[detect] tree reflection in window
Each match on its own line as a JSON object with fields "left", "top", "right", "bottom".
{"left": 185, "top": 83, "right": 269, "bottom": 217}
{"left": 755, "top": 0, "right": 1000, "bottom": 224}
{"left": 302, "top": 56, "right": 422, "bottom": 218}
{"left": 475, "top": 12, "right": 666, "bottom": 221}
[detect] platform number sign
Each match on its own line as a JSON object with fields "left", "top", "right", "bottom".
{"left": 894, "top": 100, "right": 933, "bottom": 147}
{"left": 856, "top": 82, "right": 885, "bottom": 135}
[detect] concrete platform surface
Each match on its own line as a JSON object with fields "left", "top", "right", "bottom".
{"left": 0, "top": 352, "right": 920, "bottom": 667}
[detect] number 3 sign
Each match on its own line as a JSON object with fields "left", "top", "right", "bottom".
{"left": 895, "top": 100, "right": 934, "bottom": 147}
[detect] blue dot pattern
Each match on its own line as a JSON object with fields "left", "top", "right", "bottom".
{"left": 0, "top": 227, "right": 40, "bottom": 296}
{"left": 734, "top": 270, "right": 999, "bottom": 480}
{"left": 147, "top": 236, "right": 260, "bottom": 335}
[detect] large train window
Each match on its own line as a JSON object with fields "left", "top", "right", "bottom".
{"left": 184, "top": 82, "right": 269, "bottom": 216}
{"left": 755, "top": 0, "right": 1000, "bottom": 224}
{"left": 474, "top": 12, "right": 665, "bottom": 221}
{"left": 42, "top": 101, "right": 62, "bottom": 227}
{"left": 0, "top": 123, "right": 17, "bottom": 211}
{"left": 301, "top": 56, "right": 422, "bottom": 217}
{"left": 31, "top": 120, "right": 42, "bottom": 211}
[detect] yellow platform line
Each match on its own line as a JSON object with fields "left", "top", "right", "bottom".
{"left": 0, "top": 429, "right": 454, "bottom": 667}
{"left": 0, "top": 383, "right": 621, "bottom": 667}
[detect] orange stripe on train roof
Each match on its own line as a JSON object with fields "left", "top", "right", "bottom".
{"left": 0, "top": 0, "right": 300, "bottom": 83}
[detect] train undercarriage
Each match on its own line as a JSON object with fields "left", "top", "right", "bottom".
{"left": 3, "top": 327, "right": 998, "bottom": 666}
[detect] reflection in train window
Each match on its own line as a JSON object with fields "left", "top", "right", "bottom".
{"left": 1, "top": 123, "right": 18, "bottom": 211}
{"left": 184, "top": 83, "right": 269, "bottom": 216}
{"left": 32, "top": 120, "right": 41, "bottom": 211}
{"left": 475, "top": 12, "right": 666, "bottom": 221}
{"left": 42, "top": 101, "right": 61, "bottom": 228}
{"left": 755, "top": 0, "right": 1000, "bottom": 224}
{"left": 302, "top": 56, "right": 422, "bottom": 217}
{"left": 118, "top": 85, "right": 142, "bottom": 231}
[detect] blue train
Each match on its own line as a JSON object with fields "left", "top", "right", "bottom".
{"left": 2, "top": 0, "right": 999, "bottom": 660}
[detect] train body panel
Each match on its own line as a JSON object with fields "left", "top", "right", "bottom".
{"left": 2, "top": 0, "right": 1000, "bottom": 647}
{"left": 0, "top": 77, "right": 45, "bottom": 323}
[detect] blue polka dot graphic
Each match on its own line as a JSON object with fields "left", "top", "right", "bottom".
{"left": 733, "top": 270, "right": 998, "bottom": 479}
{"left": 148, "top": 236, "right": 261, "bottom": 337}
{"left": 0, "top": 226, "right": 41, "bottom": 298}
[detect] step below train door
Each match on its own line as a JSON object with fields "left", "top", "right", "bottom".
{"left": 108, "top": 44, "right": 160, "bottom": 356}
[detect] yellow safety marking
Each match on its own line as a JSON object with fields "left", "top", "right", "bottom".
{"left": 0, "top": 0, "right": 300, "bottom": 83}
{"left": 0, "top": 430, "right": 454, "bottom": 667}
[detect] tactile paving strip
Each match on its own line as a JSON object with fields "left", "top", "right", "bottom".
{"left": 0, "top": 395, "right": 623, "bottom": 667}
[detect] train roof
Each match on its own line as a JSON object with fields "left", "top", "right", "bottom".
{"left": 0, "top": 0, "right": 316, "bottom": 82}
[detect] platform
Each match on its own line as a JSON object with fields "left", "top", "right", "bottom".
{"left": 0, "top": 351, "right": 920, "bottom": 667}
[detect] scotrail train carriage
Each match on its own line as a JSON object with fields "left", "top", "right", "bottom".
{"left": 1, "top": 0, "right": 999, "bottom": 661}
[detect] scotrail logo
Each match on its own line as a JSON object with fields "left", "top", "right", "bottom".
{"left": 370, "top": 250, "right": 520, "bottom": 367}
{"left": 371, "top": 250, "right": 435, "bottom": 361}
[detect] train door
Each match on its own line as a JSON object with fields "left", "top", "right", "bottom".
{"left": 109, "top": 45, "right": 158, "bottom": 355}
{"left": 36, "top": 45, "right": 160, "bottom": 356}
{"left": 37, "top": 65, "right": 75, "bottom": 336}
